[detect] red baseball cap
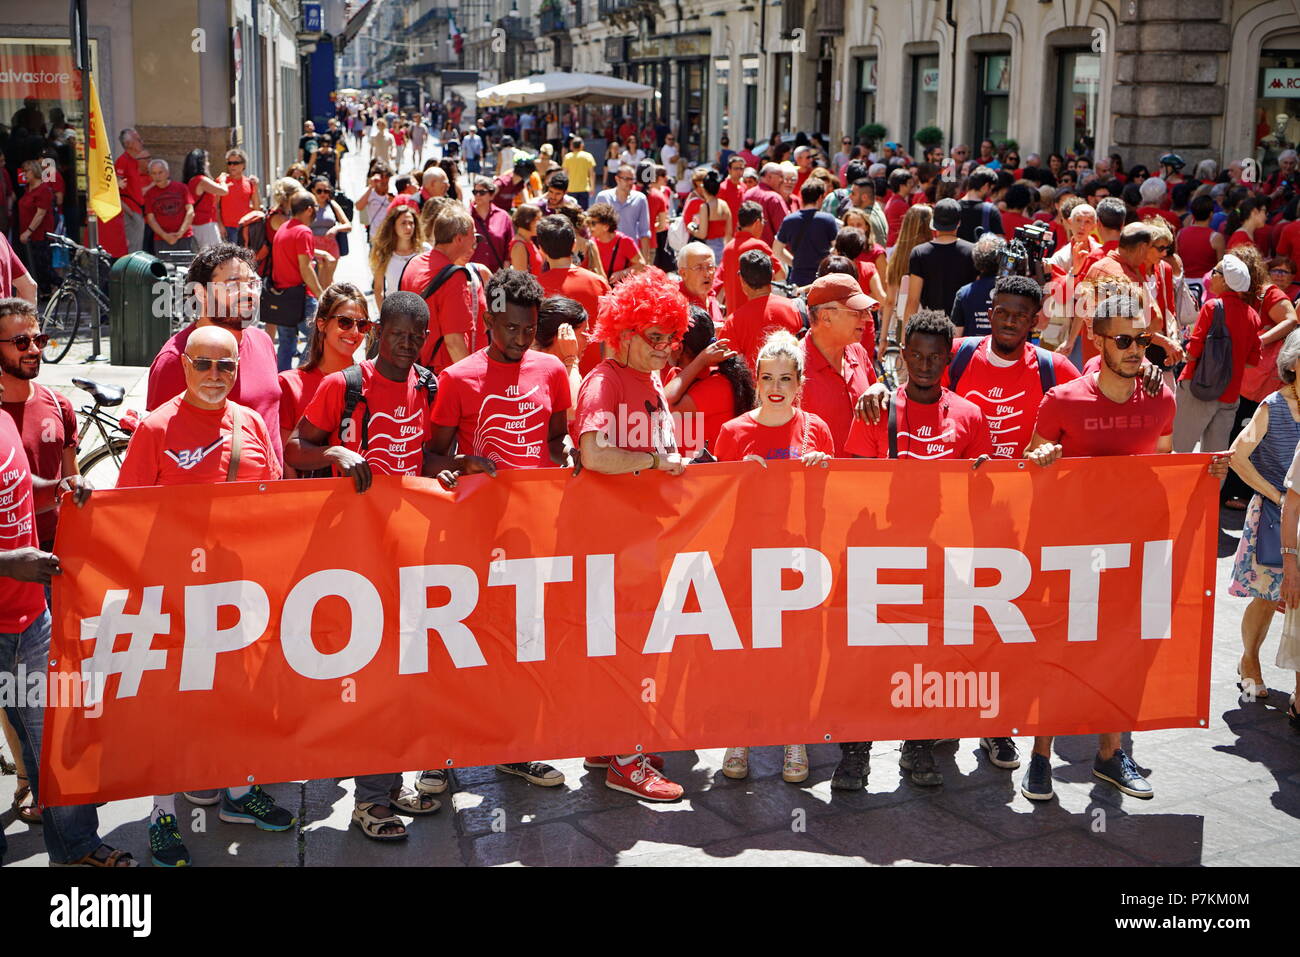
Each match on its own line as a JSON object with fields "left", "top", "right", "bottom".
{"left": 806, "top": 273, "right": 876, "bottom": 311}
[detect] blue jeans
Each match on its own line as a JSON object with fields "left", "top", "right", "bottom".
{"left": 0, "top": 610, "right": 103, "bottom": 864}
{"left": 275, "top": 295, "right": 317, "bottom": 372}
{"left": 225, "top": 225, "right": 241, "bottom": 243}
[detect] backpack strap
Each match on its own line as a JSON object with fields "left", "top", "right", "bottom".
{"left": 979, "top": 202, "right": 991, "bottom": 238}
{"left": 1032, "top": 346, "right": 1057, "bottom": 394}
{"left": 412, "top": 363, "right": 439, "bottom": 406}
{"left": 226, "top": 404, "right": 244, "bottom": 482}
{"left": 946, "top": 337, "right": 983, "bottom": 393}
{"left": 340, "top": 363, "right": 368, "bottom": 451}
{"left": 887, "top": 393, "right": 899, "bottom": 460}
{"left": 417, "top": 263, "right": 471, "bottom": 365}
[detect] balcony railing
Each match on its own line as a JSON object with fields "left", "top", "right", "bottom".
{"left": 539, "top": 6, "right": 567, "bottom": 33}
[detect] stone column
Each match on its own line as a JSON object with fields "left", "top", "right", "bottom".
{"left": 1111, "top": 0, "right": 1228, "bottom": 169}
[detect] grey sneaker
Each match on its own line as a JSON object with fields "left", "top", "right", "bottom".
{"left": 1092, "top": 749, "right": 1153, "bottom": 799}
{"left": 899, "top": 740, "right": 942, "bottom": 786}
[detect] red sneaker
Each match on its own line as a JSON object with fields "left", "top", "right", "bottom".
{"left": 604, "top": 756, "right": 683, "bottom": 801}
{"left": 584, "top": 753, "right": 665, "bottom": 770}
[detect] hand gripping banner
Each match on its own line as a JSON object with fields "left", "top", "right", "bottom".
{"left": 41, "top": 456, "right": 1217, "bottom": 805}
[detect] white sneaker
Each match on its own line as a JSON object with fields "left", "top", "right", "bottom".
{"left": 782, "top": 744, "right": 809, "bottom": 783}
{"left": 722, "top": 746, "right": 750, "bottom": 779}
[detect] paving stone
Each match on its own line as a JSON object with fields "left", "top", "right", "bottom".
{"left": 627, "top": 828, "right": 863, "bottom": 866}
{"left": 935, "top": 782, "right": 1078, "bottom": 842}
{"left": 939, "top": 830, "right": 1144, "bottom": 867}
{"left": 807, "top": 800, "right": 998, "bottom": 865}
{"left": 574, "top": 800, "right": 744, "bottom": 856}
{"left": 302, "top": 777, "right": 462, "bottom": 867}
{"left": 464, "top": 820, "right": 615, "bottom": 866}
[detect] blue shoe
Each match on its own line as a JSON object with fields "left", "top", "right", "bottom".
{"left": 218, "top": 785, "right": 296, "bottom": 830}
{"left": 1019, "top": 752, "right": 1054, "bottom": 801}
{"left": 1092, "top": 749, "right": 1153, "bottom": 799}
{"left": 149, "top": 813, "right": 191, "bottom": 867}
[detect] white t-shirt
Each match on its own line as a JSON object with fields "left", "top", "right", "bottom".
{"left": 384, "top": 243, "right": 432, "bottom": 295}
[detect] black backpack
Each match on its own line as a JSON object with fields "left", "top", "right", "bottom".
{"left": 412, "top": 261, "right": 482, "bottom": 362}
{"left": 298, "top": 364, "right": 439, "bottom": 479}
{"left": 1189, "top": 301, "right": 1233, "bottom": 401}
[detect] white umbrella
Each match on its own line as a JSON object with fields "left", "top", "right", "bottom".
{"left": 476, "top": 71, "right": 655, "bottom": 107}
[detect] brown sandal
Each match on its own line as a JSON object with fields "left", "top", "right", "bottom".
{"left": 352, "top": 802, "right": 408, "bottom": 841}
{"left": 54, "top": 844, "right": 139, "bottom": 867}
{"left": 13, "top": 774, "right": 41, "bottom": 825}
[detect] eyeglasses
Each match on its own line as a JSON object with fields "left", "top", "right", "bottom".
{"left": 1269, "top": 268, "right": 1293, "bottom": 277}
{"left": 471, "top": 188, "right": 492, "bottom": 195}
{"left": 227, "top": 160, "right": 244, "bottom": 166}
{"left": 637, "top": 329, "right": 680, "bottom": 350}
{"left": 1154, "top": 244, "right": 1171, "bottom": 253}
{"left": 184, "top": 355, "right": 239, "bottom": 374}
{"left": 334, "top": 316, "right": 372, "bottom": 333}
{"left": 0, "top": 333, "right": 49, "bottom": 350}
{"left": 313, "top": 188, "right": 333, "bottom": 196}
{"left": 1100, "top": 333, "right": 1154, "bottom": 351}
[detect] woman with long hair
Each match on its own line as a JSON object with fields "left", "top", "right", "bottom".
{"left": 509, "top": 204, "right": 544, "bottom": 275}
{"left": 882, "top": 204, "right": 934, "bottom": 354}
{"left": 685, "top": 169, "right": 733, "bottom": 261}
{"left": 713, "top": 328, "right": 833, "bottom": 783}
{"left": 369, "top": 202, "right": 427, "bottom": 311}
{"left": 437, "top": 157, "right": 461, "bottom": 201}
{"left": 277, "top": 282, "right": 370, "bottom": 472}
{"left": 604, "top": 138, "right": 623, "bottom": 189}
{"left": 285, "top": 162, "right": 311, "bottom": 188}
{"left": 664, "top": 306, "right": 755, "bottom": 459}
{"left": 182, "top": 148, "right": 228, "bottom": 250}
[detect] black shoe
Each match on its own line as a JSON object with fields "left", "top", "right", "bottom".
{"left": 831, "top": 742, "right": 872, "bottom": 790}
{"left": 899, "top": 740, "right": 942, "bottom": 786}
{"left": 496, "top": 761, "right": 564, "bottom": 787}
{"left": 149, "top": 813, "right": 191, "bottom": 867}
{"left": 1092, "top": 749, "right": 1153, "bottom": 799}
{"left": 1019, "top": 752, "right": 1054, "bottom": 801}
{"left": 980, "top": 737, "right": 1021, "bottom": 769}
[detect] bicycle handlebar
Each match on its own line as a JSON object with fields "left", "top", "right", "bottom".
{"left": 49, "top": 233, "right": 114, "bottom": 262}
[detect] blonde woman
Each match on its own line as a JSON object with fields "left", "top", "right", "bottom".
{"left": 712, "top": 328, "right": 835, "bottom": 784}
{"left": 882, "top": 204, "right": 934, "bottom": 356}
{"left": 369, "top": 202, "right": 428, "bottom": 311}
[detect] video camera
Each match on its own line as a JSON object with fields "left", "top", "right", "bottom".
{"left": 998, "top": 220, "right": 1056, "bottom": 284}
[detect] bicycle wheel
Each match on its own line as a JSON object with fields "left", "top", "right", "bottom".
{"left": 39, "top": 287, "right": 83, "bottom": 364}
{"left": 78, "top": 437, "right": 130, "bottom": 490}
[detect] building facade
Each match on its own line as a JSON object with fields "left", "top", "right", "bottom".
{"left": 524, "top": 0, "right": 1300, "bottom": 176}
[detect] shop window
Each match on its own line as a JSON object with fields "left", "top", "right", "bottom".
{"left": 853, "top": 56, "right": 877, "bottom": 142}
{"left": 908, "top": 54, "right": 939, "bottom": 152}
{"left": 1257, "top": 49, "right": 1300, "bottom": 177}
{"left": 1055, "top": 49, "right": 1099, "bottom": 158}
{"left": 974, "top": 52, "right": 1010, "bottom": 147}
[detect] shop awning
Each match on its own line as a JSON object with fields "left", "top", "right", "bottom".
{"left": 476, "top": 72, "right": 655, "bottom": 107}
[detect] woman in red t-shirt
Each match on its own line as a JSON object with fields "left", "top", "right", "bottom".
{"left": 278, "top": 282, "right": 369, "bottom": 473}
{"left": 711, "top": 327, "right": 832, "bottom": 783}
{"left": 508, "top": 204, "right": 544, "bottom": 276}
{"left": 16, "top": 159, "right": 54, "bottom": 296}
{"left": 663, "top": 305, "right": 754, "bottom": 459}
{"left": 183, "top": 148, "right": 229, "bottom": 251}
{"left": 1226, "top": 196, "right": 1271, "bottom": 256}
{"left": 587, "top": 201, "right": 645, "bottom": 284}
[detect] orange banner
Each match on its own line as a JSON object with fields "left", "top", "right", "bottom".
{"left": 42, "top": 457, "right": 1217, "bottom": 805}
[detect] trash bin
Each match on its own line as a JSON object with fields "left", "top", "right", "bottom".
{"left": 109, "top": 251, "right": 172, "bottom": 366}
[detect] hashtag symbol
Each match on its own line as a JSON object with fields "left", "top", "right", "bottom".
{"left": 78, "top": 587, "right": 172, "bottom": 704}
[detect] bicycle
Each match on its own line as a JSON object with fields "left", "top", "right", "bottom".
{"left": 70, "top": 375, "right": 138, "bottom": 489}
{"left": 40, "top": 234, "right": 113, "bottom": 364}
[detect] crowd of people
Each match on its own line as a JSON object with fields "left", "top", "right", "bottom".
{"left": 3, "top": 91, "right": 1300, "bottom": 866}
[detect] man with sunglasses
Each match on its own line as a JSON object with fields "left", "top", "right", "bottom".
{"left": 117, "top": 324, "right": 290, "bottom": 865}
{"left": 147, "top": 244, "right": 284, "bottom": 465}
{"left": 1020, "top": 292, "right": 1178, "bottom": 802}
{"left": 572, "top": 268, "right": 690, "bottom": 800}
{"left": 0, "top": 300, "right": 83, "bottom": 557}
{"left": 594, "top": 164, "right": 653, "bottom": 262}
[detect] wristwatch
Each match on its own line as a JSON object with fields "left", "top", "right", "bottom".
{"left": 1282, "top": 547, "right": 1299, "bottom": 557}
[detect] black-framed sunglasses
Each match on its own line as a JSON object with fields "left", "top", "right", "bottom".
{"left": 184, "top": 355, "right": 239, "bottom": 374}
{"left": 0, "top": 333, "right": 49, "bottom": 350}
{"left": 1101, "top": 333, "right": 1154, "bottom": 350}
{"left": 313, "top": 187, "right": 333, "bottom": 196}
{"left": 334, "top": 316, "right": 372, "bottom": 333}
{"left": 471, "top": 188, "right": 492, "bottom": 195}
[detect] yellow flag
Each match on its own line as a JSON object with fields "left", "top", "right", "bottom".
{"left": 86, "top": 74, "right": 121, "bottom": 222}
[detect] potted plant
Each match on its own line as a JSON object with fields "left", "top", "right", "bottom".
{"left": 915, "top": 125, "right": 944, "bottom": 149}
{"left": 1001, "top": 138, "right": 1019, "bottom": 153}
{"left": 859, "top": 122, "right": 887, "bottom": 148}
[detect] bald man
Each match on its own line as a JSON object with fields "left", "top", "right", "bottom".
{"left": 420, "top": 167, "right": 449, "bottom": 206}
{"left": 113, "top": 323, "right": 291, "bottom": 865}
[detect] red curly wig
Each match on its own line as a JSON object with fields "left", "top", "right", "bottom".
{"left": 590, "top": 267, "right": 690, "bottom": 346}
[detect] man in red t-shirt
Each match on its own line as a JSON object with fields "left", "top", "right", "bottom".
{"left": 287, "top": 290, "right": 444, "bottom": 841}
{"left": 535, "top": 213, "right": 610, "bottom": 374}
{"left": 1022, "top": 290, "right": 1179, "bottom": 805}
{"left": 943, "top": 275, "right": 1080, "bottom": 459}
{"left": 800, "top": 274, "right": 885, "bottom": 454}
{"left": 883, "top": 169, "right": 914, "bottom": 247}
{"left": 142, "top": 159, "right": 194, "bottom": 254}
{"left": 400, "top": 206, "right": 487, "bottom": 373}
{"left": 743, "top": 163, "right": 790, "bottom": 245}
{"left": 715, "top": 200, "right": 784, "bottom": 316}
{"left": 0, "top": 299, "right": 83, "bottom": 549}
{"left": 572, "top": 268, "right": 691, "bottom": 802}
{"left": 114, "top": 323, "right": 292, "bottom": 866}
{"left": 727, "top": 249, "right": 803, "bottom": 368}
{"left": 270, "top": 192, "right": 325, "bottom": 371}
{"left": 678, "top": 242, "right": 724, "bottom": 327}
{"left": 717, "top": 154, "right": 747, "bottom": 227}
{"left": 115, "top": 127, "right": 152, "bottom": 252}
{"left": 217, "top": 148, "right": 261, "bottom": 243}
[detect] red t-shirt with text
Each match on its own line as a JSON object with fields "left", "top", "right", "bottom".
{"left": 116, "top": 396, "right": 281, "bottom": 487}
{"left": 1033, "top": 373, "right": 1175, "bottom": 457}
{"left": 303, "top": 360, "right": 434, "bottom": 475}
{"left": 572, "top": 359, "right": 676, "bottom": 455}
{"left": 713, "top": 408, "right": 834, "bottom": 462}
{"left": 844, "top": 387, "right": 992, "bottom": 460}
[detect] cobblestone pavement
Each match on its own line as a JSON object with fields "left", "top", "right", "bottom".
{"left": 2, "top": 142, "right": 1296, "bottom": 867}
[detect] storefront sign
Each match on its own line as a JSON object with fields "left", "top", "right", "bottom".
{"left": 629, "top": 32, "right": 710, "bottom": 60}
{"left": 1263, "top": 68, "right": 1300, "bottom": 97}
{"left": 714, "top": 59, "right": 730, "bottom": 84}
{"left": 921, "top": 67, "right": 941, "bottom": 93}
{"left": 0, "top": 52, "right": 82, "bottom": 100}
{"left": 742, "top": 56, "right": 760, "bottom": 85}
{"left": 605, "top": 36, "right": 626, "bottom": 62}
